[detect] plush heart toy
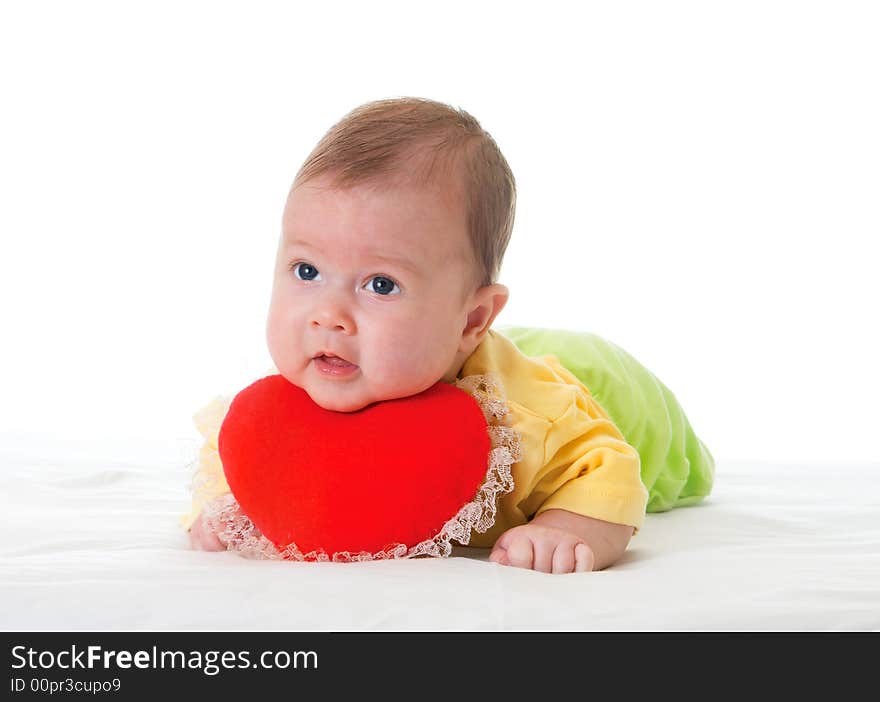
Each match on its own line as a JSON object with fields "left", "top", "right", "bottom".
{"left": 217, "top": 374, "right": 498, "bottom": 559}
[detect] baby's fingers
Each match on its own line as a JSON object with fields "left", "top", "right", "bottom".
{"left": 551, "top": 542, "right": 577, "bottom": 574}
{"left": 189, "top": 515, "right": 225, "bottom": 551}
{"left": 488, "top": 548, "right": 509, "bottom": 566}
{"left": 532, "top": 539, "right": 555, "bottom": 573}
{"left": 504, "top": 536, "right": 534, "bottom": 570}
{"left": 574, "top": 543, "right": 595, "bottom": 573}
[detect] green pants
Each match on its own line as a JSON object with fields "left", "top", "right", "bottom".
{"left": 498, "top": 326, "right": 715, "bottom": 513}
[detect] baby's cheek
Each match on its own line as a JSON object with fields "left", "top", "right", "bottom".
{"left": 374, "top": 351, "right": 444, "bottom": 394}
{"left": 264, "top": 322, "right": 286, "bottom": 365}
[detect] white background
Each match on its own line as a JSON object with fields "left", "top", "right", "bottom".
{"left": 1, "top": 0, "right": 877, "bottom": 463}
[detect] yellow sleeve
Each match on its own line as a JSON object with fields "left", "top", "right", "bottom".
{"left": 179, "top": 395, "right": 233, "bottom": 532}
{"left": 530, "top": 386, "right": 649, "bottom": 534}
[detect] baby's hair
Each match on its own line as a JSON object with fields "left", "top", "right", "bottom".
{"left": 291, "top": 96, "right": 516, "bottom": 290}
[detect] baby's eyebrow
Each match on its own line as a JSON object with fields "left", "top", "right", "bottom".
{"left": 286, "top": 237, "right": 422, "bottom": 275}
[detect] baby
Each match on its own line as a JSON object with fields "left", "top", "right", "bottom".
{"left": 185, "top": 96, "right": 652, "bottom": 573}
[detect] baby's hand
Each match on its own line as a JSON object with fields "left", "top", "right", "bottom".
{"left": 188, "top": 512, "right": 227, "bottom": 551}
{"left": 489, "top": 523, "right": 595, "bottom": 574}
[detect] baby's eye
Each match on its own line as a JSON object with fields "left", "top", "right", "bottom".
{"left": 291, "top": 262, "right": 321, "bottom": 281}
{"left": 365, "top": 275, "right": 401, "bottom": 296}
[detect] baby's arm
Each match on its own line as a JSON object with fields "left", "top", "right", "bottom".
{"left": 489, "top": 509, "right": 633, "bottom": 574}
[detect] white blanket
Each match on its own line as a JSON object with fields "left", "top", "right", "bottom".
{"left": 2, "top": 434, "right": 878, "bottom": 631}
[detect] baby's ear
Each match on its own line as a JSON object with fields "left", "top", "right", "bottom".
{"left": 461, "top": 284, "right": 509, "bottom": 349}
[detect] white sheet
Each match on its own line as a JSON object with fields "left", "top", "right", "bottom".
{"left": 2, "top": 433, "right": 878, "bottom": 631}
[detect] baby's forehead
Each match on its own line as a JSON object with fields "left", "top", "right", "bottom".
{"left": 284, "top": 183, "right": 471, "bottom": 268}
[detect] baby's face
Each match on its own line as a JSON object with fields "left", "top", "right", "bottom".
{"left": 267, "top": 173, "right": 479, "bottom": 412}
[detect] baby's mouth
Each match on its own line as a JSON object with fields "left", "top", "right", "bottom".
{"left": 313, "top": 354, "right": 359, "bottom": 378}
{"left": 317, "top": 355, "right": 356, "bottom": 367}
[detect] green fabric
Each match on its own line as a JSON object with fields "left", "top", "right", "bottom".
{"left": 497, "top": 325, "right": 715, "bottom": 513}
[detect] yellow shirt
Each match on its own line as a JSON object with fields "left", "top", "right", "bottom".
{"left": 180, "top": 328, "right": 649, "bottom": 546}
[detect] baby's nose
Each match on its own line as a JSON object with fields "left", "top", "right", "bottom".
{"left": 310, "top": 304, "right": 355, "bottom": 333}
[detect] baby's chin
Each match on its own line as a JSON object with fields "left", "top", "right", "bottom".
{"left": 308, "top": 395, "right": 376, "bottom": 413}
{"left": 277, "top": 369, "right": 442, "bottom": 413}
{"left": 300, "top": 382, "right": 432, "bottom": 414}
{"left": 292, "top": 379, "right": 380, "bottom": 413}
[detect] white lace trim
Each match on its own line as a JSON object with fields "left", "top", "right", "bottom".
{"left": 199, "top": 373, "right": 522, "bottom": 561}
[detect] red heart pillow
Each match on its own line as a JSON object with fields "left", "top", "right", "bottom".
{"left": 217, "top": 374, "right": 494, "bottom": 559}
